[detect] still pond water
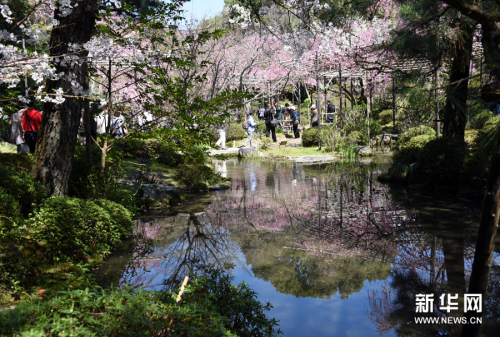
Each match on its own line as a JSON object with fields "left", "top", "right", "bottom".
{"left": 96, "top": 157, "right": 500, "bottom": 337}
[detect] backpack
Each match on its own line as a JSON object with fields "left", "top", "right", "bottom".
{"left": 242, "top": 119, "right": 249, "bottom": 129}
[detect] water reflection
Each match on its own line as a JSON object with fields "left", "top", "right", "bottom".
{"left": 96, "top": 159, "right": 500, "bottom": 336}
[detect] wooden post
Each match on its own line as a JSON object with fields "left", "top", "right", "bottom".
{"left": 324, "top": 76, "right": 328, "bottom": 125}
{"left": 316, "top": 52, "right": 321, "bottom": 150}
{"left": 435, "top": 68, "right": 440, "bottom": 138}
{"left": 350, "top": 78, "right": 354, "bottom": 109}
{"left": 368, "top": 80, "right": 373, "bottom": 145}
{"left": 339, "top": 64, "right": 342, "bottom": 129}
{"left": 298, "top": 82, "right": 301, "bottom": 119}
{"left": 392, "top": 73, "right": 396, "bottom": 128}
{"left": 176, "top": 276, "right": 189, "bottom": 302}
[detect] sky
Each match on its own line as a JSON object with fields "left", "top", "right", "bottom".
{"left": 182, "top": 0, "right": 226, "bottom": 19}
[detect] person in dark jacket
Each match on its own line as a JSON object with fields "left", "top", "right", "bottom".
{"left": 264, "top": 104, "right": 277, "bottom": 142}
{"left": 290, "top": 105, "right": 300, "bottom": 138}
{"left": 326, "top": 100, "right": 336, "bottom": 124}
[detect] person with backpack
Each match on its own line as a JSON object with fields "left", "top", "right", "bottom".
{"left": 19, "top": 98, "right": 42, "bottom": 154}
{"left": 327, "top": 100, "right": 336, "bottom": 124}
{"left": 240, "top": 110, "right": 256, "bottom": 148}
{"left": 290, "top": 105, "right": 300, "bottom": 138}
{"left": 264, "top": 103, "right": 277, "bottom": 142}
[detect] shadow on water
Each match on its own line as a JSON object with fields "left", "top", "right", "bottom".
{"left": 95, "top": 157, "right": 500, "bottom": 337}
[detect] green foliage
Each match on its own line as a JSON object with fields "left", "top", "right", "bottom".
{"left": 180, "top": 268, "right": 282, "bottom": 337}
{"left": 392, "top": 146, "right": 423, "bottom": 165}
{"left": 405, "top": 134, "right": 435, "bottom": 149}
{"left": 320, "top": 126, "right": 342, "bottom": 152}
{"left": 68, "top": 148, "right": 141, "bottom": 214}
{"left": 0, "top": 165, "right": 46, "bottom": 216}
{"left": 261, "top": 137, "right": 271, "bottom": 150}
{"left": 302, "top": 127, "right": 320, "bottom": 147}
{"left": 0, "top": 117, "right": 10, "bottom": 141}
{"left": 226, "top": 122, "right": 247, "bottom": 141}
{"left": 481, "top": 115, "right": 500, "bottom": 134}
{"left": 93, "top": 199, "right": 134, "bottom": 238}
{"left": 0, "top": 270, "right": 281, "bottom": 337}
{"left": 346, "top": 131, "right": 361, "bottom": 145}
{"left": 0, "top": 186, "right": 20, "bottom": 221}
{"left": 369, "top": 119, "right": 382, "bottom": 138}
{"left": 416, "top": 138, "right": 468, "bottom": 191}
{"left": 30, "top": 197, "right": 127, "bottom": 262}
{"left": 397, "top": 125, "right": 436, "bottom": 148}
{"left": 471, "top": 109, "right": 494, "bottom": 129}
{"left": 378, "top": 110, "right": 393, "bottom": 125}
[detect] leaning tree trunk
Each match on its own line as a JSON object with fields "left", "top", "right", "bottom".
{"left": 443, "top": 16, "right": 474, "bottom": 139}
{"left": 34, "top": 0, "right": 98, "bottom": 196}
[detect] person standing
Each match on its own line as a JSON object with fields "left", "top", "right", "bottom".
{"left": 264, "top": 103, "right": 277, "bottom": 142}
{"left": 311, "top": 104, "right": 318, "bottom": 127}
{"left": 241, "top": 110, "right": 256, "bottom": 148}
{"left": 290, "top": 105, "right": 300, "bottom": 139}
{"left": 10, "top": 107, "right": 29, "bottom": 154}
{"left": 111, "top": 110, "right": 126, "bottom": 138}
{"left": 19, "top": 99, "right": 42, "bottom": 154}
{"left": 215, "top": 120, "right": 227, "bottom": 149}
{"left": 326, "top": 100, "right": 336, "bottom": 124}
{"left": 258, "top": 106, "right": 265, "bottom": 121}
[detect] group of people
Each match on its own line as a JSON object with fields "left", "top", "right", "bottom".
{"left": 7, "top": 97, "right": 157, "bottom": 155}
{"left": 240, "top": 103, "right": 301, "bottom": 148}
{"left": 311, "top": 100, "right": 336, "bottom": 127}
{"left": 9, "top": 98, "right": 42, "bottom": 154}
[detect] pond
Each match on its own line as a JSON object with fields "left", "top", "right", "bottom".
{"left": 95, "top": 157, "right": 500, "bottom": 337}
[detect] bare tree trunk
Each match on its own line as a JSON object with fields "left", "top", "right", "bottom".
{"left": 33, "top": 0, "right": 98, "bottom": 196}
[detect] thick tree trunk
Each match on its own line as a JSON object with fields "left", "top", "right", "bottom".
{"left": 443, "top": 16, "right": 474, "bottom": 139}
{"left": 34, "top": 0, "right": 98, "bottom": 196}
{"left": 462, "top": 141, "right": 500, "bottom": 336}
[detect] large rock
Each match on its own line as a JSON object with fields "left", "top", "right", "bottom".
{"left": 238, "top": 146, "right": 257, "bottom": 157}
{"left": 139, "top": 184, "right": 184, "bottom": 208}
{"left": 287, "top": 155, "right": 336, "bottom": 164}
{"left": 353, "top": 146, "right": 372, "bottom": 156}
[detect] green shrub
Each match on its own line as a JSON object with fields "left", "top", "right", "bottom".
{"left": 404, "top": 134, "right": 435, "bottom": 149}
{"left": 379, "top": 110, "right": 393, "bottom": 124}
{"left": 392, "top": 146, "right": 423, "bottom": 165}
{"left": 397, "top": 125, "right": 435, "bottom": 148}
{"left": 471, "top": 110, "right": 494, "bottom": 129}
{"left": 180, "top": 268, "right": 281, "bottom": 337}
{"left": 0, "top": 270, "right": 282, "bottom": 337}
{"left": 0, "top": 117, "right": 9, "bottom": 141}
{"left": 226, "top": 123, "right": 247, "bottom": 141}
{"left": 30, "top": 197, "right": 123, "bottom": 262}
{"left": 302, "top": 127, "right": 320, "bottom": 147}
{"left": 261, "top": 138, "right": 271, "bottom": 150}
{"left": 93, "top": 199, "right": 133, "bottom": 238}
{"left": 482, "top": 115, "right": 500, "bottom": 134}
{"left": 0, "top": 186, "right": 20, "bottom": 222}
{"left": 346, "top": 131, "right": 361, "bottom": 145}
{"left": 0, "top": 165, "right": 46, "bottom": 216}
{"left": 417, "top": 138, "right": 468, "bottom": 191}
{"left": 369, "top": 119, "right": 382, "bottom": 138}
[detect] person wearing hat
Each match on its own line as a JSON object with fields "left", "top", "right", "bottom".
{"left": 310, "top": 104, "right": 318, "bottom": 127}
{"left": 240, "top": 110, "right": 256, "bottom": 148}
{"left": 290, "top": 105, "right": 300, "bottom": 138}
